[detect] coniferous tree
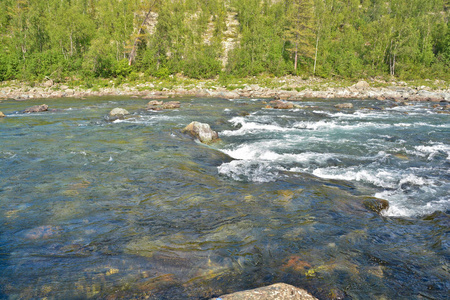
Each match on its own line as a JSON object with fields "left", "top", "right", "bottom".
{"left": 284, "top": 0, "right": 315, "bottom": 72}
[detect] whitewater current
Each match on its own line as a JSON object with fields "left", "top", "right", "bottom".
{"left": 218, "top": 99, "right": 450, "bottom": 217}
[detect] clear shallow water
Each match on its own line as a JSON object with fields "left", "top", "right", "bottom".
{"left": 0, "top": 97, "right": 449, "bottom": 299}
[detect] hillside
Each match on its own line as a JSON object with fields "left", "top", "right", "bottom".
{"left": 0, "top": 0, "right": 449, "bottom": 82}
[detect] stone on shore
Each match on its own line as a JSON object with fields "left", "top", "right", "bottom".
{"left": 213, "top": 283, "right": 317, "bottom": 300}
{"left": 334, "top": 103, "right": 354, "bottom": 109}
{"left": 24, "top": 104, "right": 48, "bottom": 113}
{"left": 0, "top": 111, "right": 5, "bottom": 117}
{"left": 354, "top": 80, "right": 370, "bottom": 90}
{"left": 183, "top": 121, "right": 219, "bottom": 144}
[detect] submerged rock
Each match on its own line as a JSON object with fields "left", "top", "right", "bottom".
{"left": 183, "top": 121, "right": 219, "bottom": 144}
{"left": 23, "top": 104, "right": 48, "bottom": 113}
{"left": 0, "top": 111, "right": 5, "bottom": 117}
{"left": 334, "top": 103, "right": 354, "bottom": 109}
{"left": 214, "top": 283, "right": 317, "bottom": 300}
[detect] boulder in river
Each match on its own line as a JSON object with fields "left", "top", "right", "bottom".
{"left": 269, "top": 100, "right": 294, "bottom": 109}
{"left": 183, "top": 121, "right": 219, "bottom": 144}
{"left": 0, "top": 111, "right": 5, "bottom": 118}
{"left": 334, "top": 103, "right": 354, "bottom": 109}
{"left": 23, "top": 104, "right": 48, "bottom": 113}
{"left": 147, "top": 100, "right": 181, "bottom": 111}
{"left": 109, "top": 107, "right": 129, "bottom": 118}
{"left": 363, "top": 197, "right": 389, "bottom": 214}
{"left": 214, "top": 283, "right": 318, "bottom": 300}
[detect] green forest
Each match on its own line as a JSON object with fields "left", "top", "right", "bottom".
{"left": 0, "top": 0, "right": 449, "bottom": 82}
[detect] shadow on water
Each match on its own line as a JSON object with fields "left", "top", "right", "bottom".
{"left": 0, "top": 97, "right": 449, "bottom": 299}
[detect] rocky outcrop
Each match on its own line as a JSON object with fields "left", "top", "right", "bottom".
{"left": 147, "top": 100, "right": 181, "bottom": 110}
{"left": 183, "top": 121, "right": 219, "bottom": 144}
{"left": 268, "top": 100, "right": 294, "bottom": 109}
{"left": 0, "top": 111, "right": 5, "bottom": 117}
{"left": 213, "top": 283, "right": 317, "bottom": 300}
{"left": 23, "top": 104, "right": 48, "bottom": 113}
{"left": 334, "top": 103, "right": 354, "bottom": 109}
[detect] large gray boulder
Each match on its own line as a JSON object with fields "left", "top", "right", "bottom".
{"left": 354, "top": 80, "right": 370, "bottom": 90}
{"left": 213, "top": 283, "right": 317, "bottom": 300}
{"left": 183, "top": 121, "right": 219, "bottom": 144}
{"left": 269, "top": 100, "right": 294, "bottom": 109}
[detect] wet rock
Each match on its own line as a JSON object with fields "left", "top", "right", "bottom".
{"left": 183, "top": 121, "right": 219, "bottom": 144}
{"left": 147, "top": 100, "right": 181, "bottom": 110}
{"left": 214, "top": 283, "right": 318, "bottom": 300}
{"left": 269, "top": 100, "right": 294, "bottom": 109}
{"left": 109, "top": 108, "right": 129, "bottom": 118}
{"left": 0, "top": 111, "right": 5, "bottom": 117}
{"left": 363, "top": 197, "right": 389, "bottom": 214}
{"left": 23, "top": 104, "right": 48, "bottom": 113}
{"left": 334, "top": 103, "right": 353, "bottom": 109}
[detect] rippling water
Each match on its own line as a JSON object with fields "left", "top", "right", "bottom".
{"left": 0, "top": 97, "right": 449, "bottom": 299}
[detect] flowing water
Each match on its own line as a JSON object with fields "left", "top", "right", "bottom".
{"left": 0, "top": 97, "right": 448, "bottom": 299}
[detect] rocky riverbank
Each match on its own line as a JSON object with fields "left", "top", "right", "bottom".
{"left": 1, "top": 79, "right": 449, "bottom": 103}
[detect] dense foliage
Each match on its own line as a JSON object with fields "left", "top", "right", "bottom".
{"left": 0, "top": 0, "right": 449, "bottom": 81}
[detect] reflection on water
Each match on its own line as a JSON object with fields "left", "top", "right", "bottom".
{"left": 0, "top": 97, "right": 449, "bottom": 299}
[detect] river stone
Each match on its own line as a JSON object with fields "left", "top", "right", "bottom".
{"left": 0, "top": 111, "right": 5, "bottom": 117}
{"left": 269, "top": 100, "right": 294, "bottom": 109}
{"left": 334, "top": 103, "right": 354, "bottom": 109}
{"left": 363, "top": 197, "right": 389, "bottom": 214}
{"left": 183, "top": 121, "right": 219, "bottom": 144}
{"left": 213, "top": 283, "right": 318, "bottom": 300}
{"left": 109, "top": 107, "right": 129, "bottom": 117}
{"left": 24, "top": 104, "right": 48, "bottom": 113}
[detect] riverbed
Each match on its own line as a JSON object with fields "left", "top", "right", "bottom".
{"left": 0, "top": 97, "right": 448, "bottom": 299}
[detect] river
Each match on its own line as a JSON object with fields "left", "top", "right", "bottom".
{"left": 0, "top": 96, "right": 448, "bottom": 299}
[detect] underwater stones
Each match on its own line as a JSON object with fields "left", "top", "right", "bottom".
{"left": 23, "top": 104, "right": 48, "bottom": 113}
{"left": 363, "top": 197, "right": 389, "bottom": 214}
{"left": 25, "top": 225, "right": 62, "bottom": 239}
{"left": 183, "top": 121, "right": 219, "bottom": 144}
{"left": 0, "top": 111, "right": 5, "bottom": 117}
{"left": 268, "top": 100, "right": 294, "bottom": 109}
{"left": 215, "top": 283, "right": 317, "bottom": 300}
{"left": 334, "top": 102, "right": 354, "bottom": 109}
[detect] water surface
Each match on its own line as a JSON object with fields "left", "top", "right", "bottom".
{"left": 0, "top": 97, "right": 448, "bottom": 299}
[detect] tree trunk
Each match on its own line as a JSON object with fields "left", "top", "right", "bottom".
{"left": 313, "top": 33, "right": 319, "bottom": 76}
{"left": 294, "top": 43, "right": 298, "bottom": 71}
{"left": 128, "top": 2, "right": 158, "bottom": 66}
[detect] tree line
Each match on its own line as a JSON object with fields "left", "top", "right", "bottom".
{"left": 0, "top": 0, "right": 449, "bottom": 82}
